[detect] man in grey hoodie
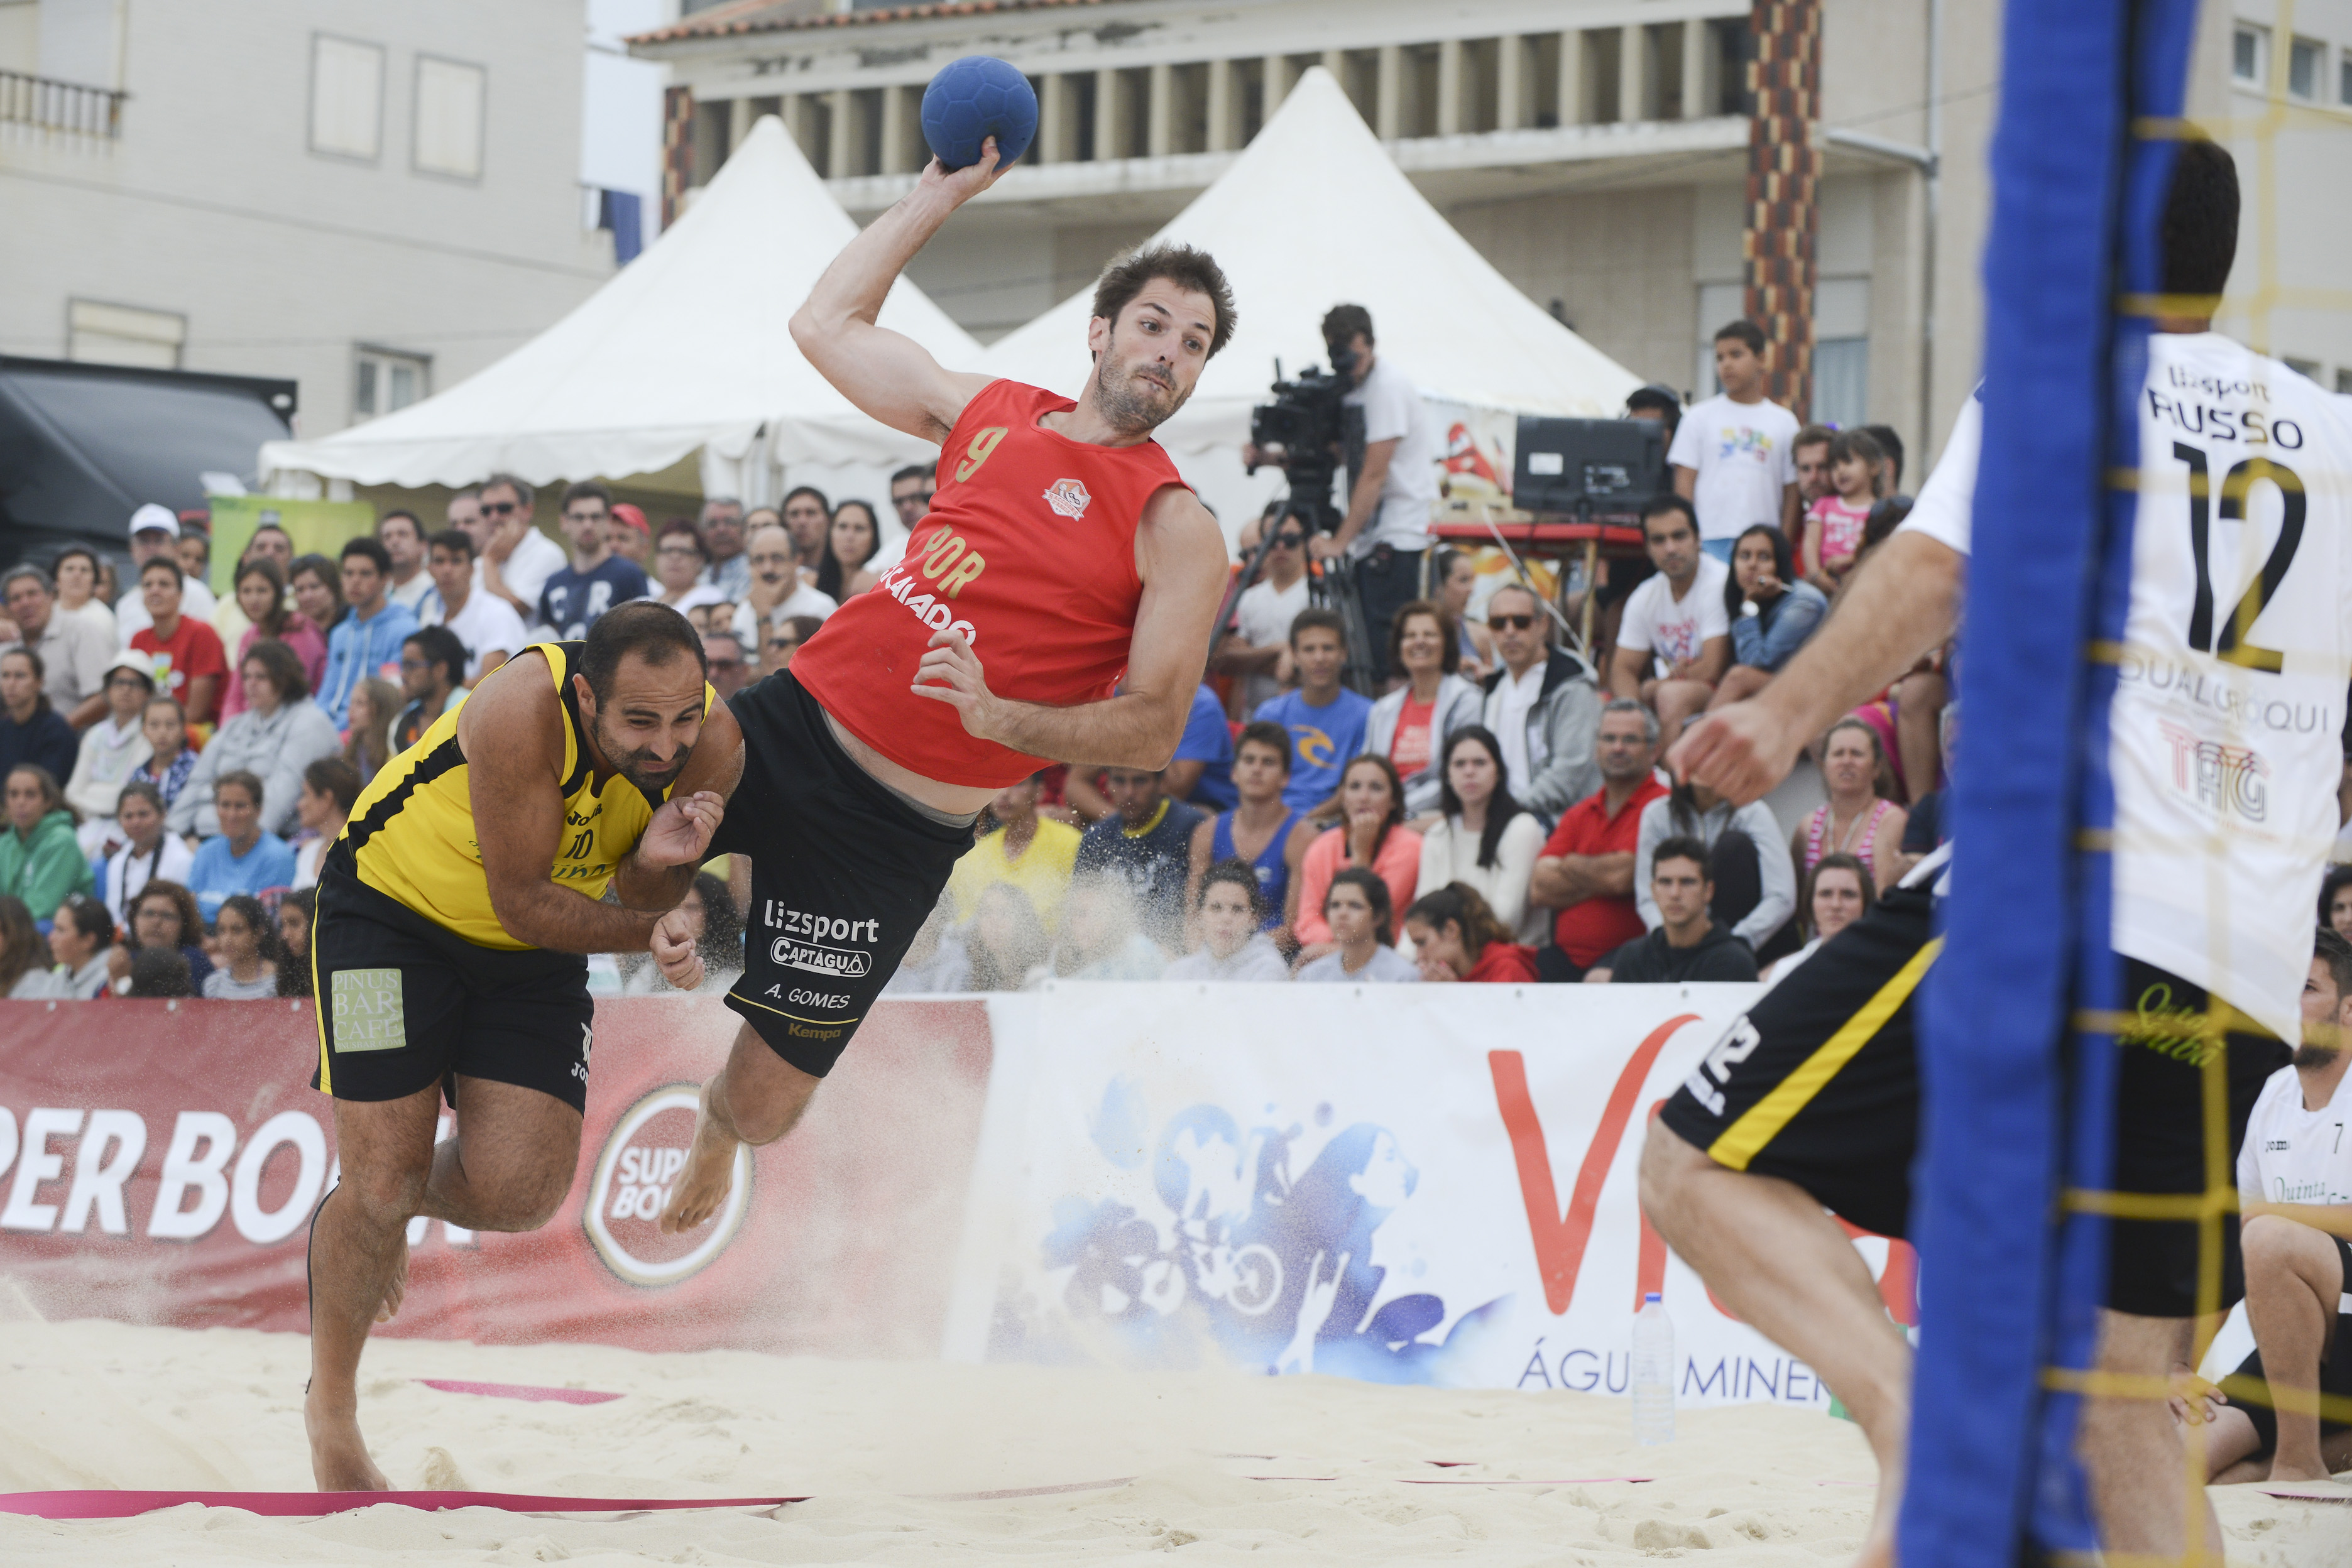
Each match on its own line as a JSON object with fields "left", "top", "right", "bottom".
{"left": 1477, "top": 584, "right": 1600, "bottom": 820}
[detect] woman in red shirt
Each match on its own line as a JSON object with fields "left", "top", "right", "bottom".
{"left": 1288, "top": 753, "right": 1420, "bottom": 964}
{"left": 1403, "top": 881, "right": 1538, "bottom": 983}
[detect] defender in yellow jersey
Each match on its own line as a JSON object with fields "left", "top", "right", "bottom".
{"left": 304, "top": 606, "right": 733, "bottom": 1492}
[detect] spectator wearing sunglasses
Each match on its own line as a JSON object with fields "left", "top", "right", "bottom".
{"left": 1477, "top": 583, "right": 1601, "bottom": 819}
{"left": 1218, "top": 503, "right": 1313, "bottom": 713}
{"left": 760, "top": 614, "right": 823, "bottom": 678}
{"left": 472, "top": 475, "right": 567, "bottom": 623}
{"left": 701, "top": 629, "right": 750, "bottom": 699}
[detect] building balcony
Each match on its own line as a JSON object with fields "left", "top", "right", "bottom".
{"left": 0, "top": 70, "right": 125, "bottom": 140}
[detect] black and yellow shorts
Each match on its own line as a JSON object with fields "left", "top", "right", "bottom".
{"left": 309, "top": 871, "right": 597, "bottom": 1114}
{"left": 706, "top": 670, "right": 978, "bottom": 1079}
{"left": 1659, "top": 887, "right": 2292, "bottom": 1317}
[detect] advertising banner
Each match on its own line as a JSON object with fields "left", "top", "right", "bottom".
{"left": 948, "top": 984, "right": 1916, "bottom": 1409}
{"left": 0, "top": 996, "right": 991, "bottom": 1359}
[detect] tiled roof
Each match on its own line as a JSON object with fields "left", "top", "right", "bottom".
{"left": 629, "top": 0, "right": 1122, "bottom": 46}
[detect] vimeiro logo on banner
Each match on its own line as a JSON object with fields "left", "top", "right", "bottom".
{"left": 583, "top": 1084, "right": 752, "bottom": 1287}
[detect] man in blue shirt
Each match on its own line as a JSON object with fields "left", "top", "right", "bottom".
{"left": 537, "top": 481, "right": 650, "bottom": 640}
{"left": 1170, "top": 683, "right": 1236, "bottom": 810}
{"left": 1250, "top": 607, "right": 1372, "bottom": 815}
{"left": 319, "top": 537, "right": 419, "bottom": 727}
{"left": 185, "top": 770, "right": 297, "bottom": 921}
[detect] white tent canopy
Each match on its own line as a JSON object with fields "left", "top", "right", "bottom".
{"left": 978, "top": 67, "right": 1643, "bottom": 525}
{"left": 259, "top": 117, "right": 978, "bottom": 493}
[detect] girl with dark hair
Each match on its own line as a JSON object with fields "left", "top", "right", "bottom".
{"left": 1763, "top": 851, "right": 1878, "bottom": 983}
{"left": 1365, "top": 599, "right": 1482, "bottom": 817}
{"left": 1710, "top": 523, "right": 1828, "bottom": 709}
{"left": 170, "top": 638, "right": 341, "bottom": 839}
{"left": 0, "top": 894, "right": 58, "bottom": 998}
{"left": 275, "top": 886, "right": 315, "bottom": 998}
{"left": 342, "top": 677, "right": 403, "bottom": 784}
{"left": 106, "top": 878, "right": 212, "bottom": 993}
{"left": 287, "top": 554, "right": 345, "bottom": 636}
{"left": 1403, "top": 881, "right": 1538, "bottom": 983}
{"left": 1288, "top": 754, "right": 1419, "bottom": 965}
{"left": 2321, "top": 864, "right": 2352, "bottom": 940}
{"left": 1165, "top": 859, "right": 1290, "bottom": 981}
{"left": 202, "top": 893, "right": 282, "bottom": 999}
{"left": 99, "top": 780, "right": 192, "bottom": 925}
{"left": 1801, "top": 427, "right": 1887, "bottom": 589}
{"left": 1435, "top": 550, "right": 1494, "bottom": 680}
{"left": 1416, "top": 726, "right": 1544, "bottom": 940}
{"left": 779, "top": 486, "right": 831, "bottom": 582}
{"left": 126, "top": 697, "right": 199, "bottom": 811}
{"left": 0, "top": 763, "right": 91, "bottom": 920}
{"left": 221, "top": 557, "right": 329, "bottom": 717}
{"left": 1294, "top": 867, "right": 1418, "bottom": 983}
{"left": 46, "top": 893, "right": 115, "bottom": 998}
{"left": 818, "top": 499, "right": 883, "bottom": 601}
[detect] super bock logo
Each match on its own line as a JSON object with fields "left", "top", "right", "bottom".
{"left": 583, "top": 1085, "right": 752, "bottom": 1287}
{"left": 1043, "top": 478, "right": 1091, "bottom": 519}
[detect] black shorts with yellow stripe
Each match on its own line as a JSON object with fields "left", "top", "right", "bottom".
{"left": 706, "top": 670, "right": 978, "bottom": 1079}
{"left": 309, "top": 869, "right": 597, "bottom": 1114}
{"left": 1660, "top": 883, "right": 1940, "bottom": 1241}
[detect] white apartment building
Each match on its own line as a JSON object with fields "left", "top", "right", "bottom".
{"left": 633, "top": 0, "right": 2348, "bottom": 471}
{"left": 0, "top": 0, "right": 615, "bottom": 445}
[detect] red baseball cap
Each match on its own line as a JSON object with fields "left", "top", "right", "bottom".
{"left": 609, "top": 503, "right": 650, "bottom": 535}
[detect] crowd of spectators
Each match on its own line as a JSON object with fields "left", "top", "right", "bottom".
{"left": 0, "top": 462, "right": 939, "bottom": 1001}
{"left": 869, "top": 324, "right": 1957, "bottom": 994}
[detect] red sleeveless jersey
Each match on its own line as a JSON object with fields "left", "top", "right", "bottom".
{"left": 791, "top": 379, "right": 1188, "bottom": 788}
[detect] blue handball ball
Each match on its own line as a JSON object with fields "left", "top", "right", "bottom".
{"left": 921, "top": 56, "right": 1038, "bottom": 172}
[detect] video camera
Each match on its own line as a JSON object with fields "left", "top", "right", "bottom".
{"left": 1246, "top": 344, "right": 1359, "bottom": 535}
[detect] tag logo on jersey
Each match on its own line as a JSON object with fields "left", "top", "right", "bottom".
{"left": 1044, "top": 478, "right": 1092, "bottom": 519}
{"left": 2158, "top": 719, "right": 2268, "bottom": 822}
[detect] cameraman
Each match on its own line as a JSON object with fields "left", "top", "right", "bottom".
{"left": 1302, "top": 305, "right": 1441, "bottom": 683}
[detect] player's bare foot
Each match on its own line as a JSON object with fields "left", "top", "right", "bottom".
{"left": 304, "top": 1386, "right": 390, "bottom": 1491}
{"left": 659, "top": 1080, "right": 738, "bottom": 1234}
{"left": 376, "top": 1229, "right": 408, "bottom": 1324}
{"left": 2264, "top": 1460, "right": 2342, "bottom": 1485}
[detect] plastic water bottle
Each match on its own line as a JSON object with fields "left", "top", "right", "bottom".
{"left": 1630, "top": 1292, "right": 1675, "bottom": 1445}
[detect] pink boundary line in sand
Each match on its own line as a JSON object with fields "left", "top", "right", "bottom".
{"left": 416, "top": 1379, "right": 623, "bottom": 1405}
{"left": 0, "top": 1491, "right": 805, "bottom": 1521}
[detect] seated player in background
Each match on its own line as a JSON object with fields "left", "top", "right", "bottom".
{"left": 1294, "top": 866, "right": 1418, "bottom": 984}
{"left": 1186, "top": 721, "right": 1310, "bottom": 942}
{"left": 1164, "top": 859, "right": 1290, "bottom": 981}
{"left": 304, "top": 608, "right": 721, "bottom": 1489}
{"left": 1608, "top": 497, "right": 1728, "bottom": 750}
{"left": 1585, "top": 837, "right": 1758, "bottom": 984}
{"left": 1403, "top": 882, "right": 1536, "bottom": 984}
{"left": 2196, "top": 926, "right": 2352, "bottom": 1484}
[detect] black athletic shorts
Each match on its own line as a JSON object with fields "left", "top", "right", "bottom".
{"left": 1658, "top": 892, "right": 2292, "bottom": 1317}
{"left": 309, "top": 871, "right": 596, "bottom": 1114}
{"left": 706, "top": 670, "right": 978, "bottom": 1079}
{"left": 2228, "top": 1234, "right": 2352, "bottom": 1459}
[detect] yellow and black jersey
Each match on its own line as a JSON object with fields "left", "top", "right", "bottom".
{"left": 323, "top": 641, "right": 713, "bottom": 951}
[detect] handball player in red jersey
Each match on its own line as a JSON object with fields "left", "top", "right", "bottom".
{"left": 656, "top": 138, "right": 1235, "bottom": 1231}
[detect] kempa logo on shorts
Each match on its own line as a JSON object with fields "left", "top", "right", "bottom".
{"left": 583, "top": 1084, "right": 751, "bottom": 1288}
{"left": 1043, "top": 477, "right": 1091, "bottom": 518}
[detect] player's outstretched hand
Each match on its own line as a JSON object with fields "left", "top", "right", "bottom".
{"left": 910, "top": 629, "right": 1003, "bottom": 740}
{"left": 638, "top": 789, "right": 726, "bottom": 869}
{"left": 652, "top": 906, "right": 706, "bottom": 991}
{"left": 1667, "top": 702, "right": 1805, "bottom": 806}
{"left": 917, "top": 136, "right": 1007, "bottom": 205}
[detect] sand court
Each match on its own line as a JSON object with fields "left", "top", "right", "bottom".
{"left": 1, "top": 1318, "right": 2341, "bottom": 1565}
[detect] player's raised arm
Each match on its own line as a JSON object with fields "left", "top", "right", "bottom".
{"left": 460, "top": 656, "right": 676, "bottom": 954}
{"left": 909, "top": 484, "right": 1229, "bottom": 768}
{"left": 790, "top": 144, "right": 1008, "bottom": 445}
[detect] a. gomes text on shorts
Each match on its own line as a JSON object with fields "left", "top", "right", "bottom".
{"left": 763, "top": 902, "right": 875, "bottom": 985}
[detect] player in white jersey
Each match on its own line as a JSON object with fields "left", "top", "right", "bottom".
{"left": 2197, "top": 926, "right": 2352, "bottom": 1484}
{"left": 1639, "top": 138, "right": 2352, "bottom": 1564}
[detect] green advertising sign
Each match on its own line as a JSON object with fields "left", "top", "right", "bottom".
{"left": 204, "top": 496, "right": 377, "bottom": 597}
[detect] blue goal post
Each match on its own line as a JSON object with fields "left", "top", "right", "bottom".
{"left": 1900, "top": 1, "right": 2202, "bottom": 1564}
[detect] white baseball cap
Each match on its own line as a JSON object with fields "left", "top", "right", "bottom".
{"left": 128, "top": 503, "right": 180, "bottom": 538}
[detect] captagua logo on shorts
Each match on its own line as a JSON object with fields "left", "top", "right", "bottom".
{"left": 765, "top": 905, "right": 875, "bottom": 979}
{"left": 583, "top": 1085, "right": 752, "bottom": 1288}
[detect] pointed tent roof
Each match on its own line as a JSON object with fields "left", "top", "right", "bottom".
{"left": 260, "top": 117, "right": 980, "bottom": 487}
{"left": 978, "top": 68, "right": 1644, "bottom": 455}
